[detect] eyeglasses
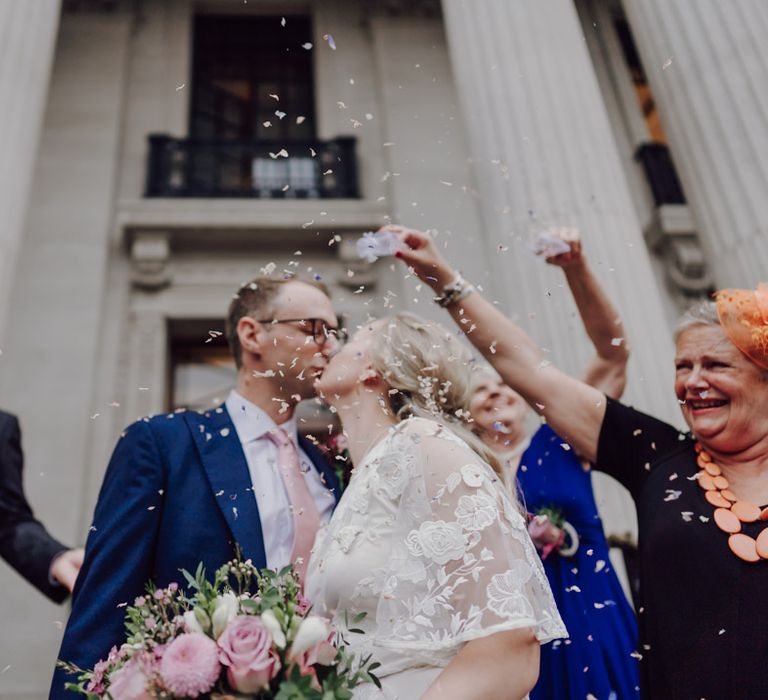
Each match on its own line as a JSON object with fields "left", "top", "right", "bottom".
{"left": 257, "top": 317, "right": 348, "bottom": 347}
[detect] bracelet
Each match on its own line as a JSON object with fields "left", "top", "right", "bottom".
{"left": 434, "top": 273, "right": 475, "bottom": 308}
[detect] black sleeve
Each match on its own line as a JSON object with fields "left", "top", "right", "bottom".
{"left": 0, "top": 412, "right": 69, "bottom": 603}
{"left": 593, "top": 397, "right": 685, "bottom": 500}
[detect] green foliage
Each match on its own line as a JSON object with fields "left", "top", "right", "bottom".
{"left": 58, "top": 558, "right": 381, "bottom": 699}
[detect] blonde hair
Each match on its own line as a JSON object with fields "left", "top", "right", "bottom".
{"left": 369, "top": 312, "right": 505, "bottom": 478}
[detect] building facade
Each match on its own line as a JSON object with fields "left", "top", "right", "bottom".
{"left": 1, "top": 1, "right": 766, "bottom": 696}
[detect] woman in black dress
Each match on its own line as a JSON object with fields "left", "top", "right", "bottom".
{"left": 389, "top": 225, "right": 768, "bottom": 700}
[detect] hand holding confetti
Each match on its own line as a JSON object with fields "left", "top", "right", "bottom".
{"left": 382, "top": 225, "right": 456, "bottom": 290}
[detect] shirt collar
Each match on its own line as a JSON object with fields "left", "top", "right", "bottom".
{"left": 225, "top": 389, "right": 299, "bottom": 445}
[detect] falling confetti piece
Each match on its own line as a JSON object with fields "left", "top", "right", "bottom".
{"left": 663, "top": 490, "right": 682, "bottom": 501}
{"left": 280, "top": 17, "right": 286, "bottom": 26}
{"left": 324, "top": 33, "right": 336, "bottom": 50}
{"left": 275, "top": 110, "right": 286, "bottom": 120}
{"left": 175, "top": 83, "right": 186, "bottom": 91}
{"left": 611, "top": 337, "right": 624, "bottom": 346}
{"left": 296, "top": 115, "right": 306, "bottom": 124}
{"left": 662, "top": 57, "right": 673, "bottom": 70}
{"left": 302, "top": 42, "right": 313, "bottom": 50}
{"left": 269, "top": 93, "right": 279, "bottom": 101}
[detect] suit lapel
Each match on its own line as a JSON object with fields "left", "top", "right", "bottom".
{"left": 300, "top": 436, "right": 341, "bottom": 504}
{"left": 184, "top": 407, "right": 267, "bottom": 568}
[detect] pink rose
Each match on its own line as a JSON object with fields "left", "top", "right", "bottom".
{"left": 295, "top": 592, "right": 312, "bottom": 616}
{"left": 527, "top": 515, "right": 565, "bottom": 560}
{"left": 218, "top": 615, "right": 280, "bottom": 693}
{"left": 159, "top": 633, "right": 221, "bottom": 696}
{"left": 107, "top": 656, "right": 154, "bottom": 700}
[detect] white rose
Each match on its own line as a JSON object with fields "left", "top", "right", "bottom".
{"left": 407, "top": 520, "right": 467, "bottom": 565}
{"left": 290, "top": 616, "right": 332, "bottom": 656}
{"left": 455, "top": 493, "right": 498, "bottom": 531}
{"left": 261, "top": 608, "right": 286, "bottom": 649}
{"left": 211, "top": 591, "right": 239, "bottom": 638}
{"left": 183, "top": 608, "right": 208, "bottom": 634}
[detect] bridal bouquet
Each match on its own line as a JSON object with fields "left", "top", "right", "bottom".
{"left": 58, "top": 560, "right": 380, "bottom": 699}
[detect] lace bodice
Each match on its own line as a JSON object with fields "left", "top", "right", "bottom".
{"left": 305, "top": 418, "right": 567, "bottom": 679}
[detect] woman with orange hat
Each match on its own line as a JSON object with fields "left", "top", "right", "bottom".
{"left": 388, "top": 225, "right": 768, "bottom": 699}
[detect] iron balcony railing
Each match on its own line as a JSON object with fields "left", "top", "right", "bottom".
{"left": 145, "top": 135, "right": 359, "bottom": 199}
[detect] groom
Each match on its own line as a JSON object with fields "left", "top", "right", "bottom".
{"left": 51, "top": 277, "right": 342, "bottom": 697}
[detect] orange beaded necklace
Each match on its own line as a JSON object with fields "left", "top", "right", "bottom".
{"left": 695, "top": 443, "right": 768, "bottom": 562}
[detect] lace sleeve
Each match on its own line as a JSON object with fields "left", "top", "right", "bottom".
{"left": 371, "top": 419, "right": 567, "bottom": 656}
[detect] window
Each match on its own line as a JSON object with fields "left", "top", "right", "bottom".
{"left": 168, "top": 321, "right": 234, "bottom": 411}
{"left": 612, "top": 15, "right": 686, "bottom": 206}
{"left": 191, "top": 15, "right": 315, "bottom": 143}
{"left": 613, "top": 18, "right": 667, "bottom": 144}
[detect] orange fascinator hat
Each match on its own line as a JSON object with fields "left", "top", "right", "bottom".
{"left": 715, "top": 283, "right": 768, "bottom": 370}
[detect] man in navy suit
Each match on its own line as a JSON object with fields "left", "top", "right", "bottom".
{"left": 51, "top": 277, "right": 342, "bottom": 697}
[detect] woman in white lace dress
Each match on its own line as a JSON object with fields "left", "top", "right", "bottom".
{"left": 307, "top": 313, "right": 566, "bottom": 699}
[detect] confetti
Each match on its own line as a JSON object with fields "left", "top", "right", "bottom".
{"left": 175, "top": 83, "right": 185, "bottom": 91}
{"left": 324, "top": 33, "right": 336, "bottom": 50}
{"left": 662, "top": 57, "right": 673, "bottom": 70}
{"left": 302, "top": 42, "right": 313, "bottom": 50}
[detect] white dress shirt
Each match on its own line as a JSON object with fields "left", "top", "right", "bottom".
{"left": 225, "top": 390, "right": 335, "bottom": 570}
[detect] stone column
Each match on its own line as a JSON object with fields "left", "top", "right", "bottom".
{"left": 623, "top": 0, "right": 768, "bottom": 288}
{"left": 0, "top": 1, "right": 61, "bottom": 347}
{"left": 441, "top": 0, "right": 677, "bottom": 422}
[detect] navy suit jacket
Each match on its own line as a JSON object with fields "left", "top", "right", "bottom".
{"left": 50, "top": 405, "right": 339, "bottom": 698}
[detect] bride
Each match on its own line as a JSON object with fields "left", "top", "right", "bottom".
{"left": 307, "top": 313, "right": 566, "bottom": 699}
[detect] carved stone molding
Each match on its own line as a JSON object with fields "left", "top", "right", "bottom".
{"left": 644, "top": 205, "right": 713, "bottom": 297}
{"left": 130, "top": 230, "right": 172, "bottom": 290}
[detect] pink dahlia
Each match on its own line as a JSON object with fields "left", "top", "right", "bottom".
{"left": 159, "top": 633, "right": 221, "bottom": 696}
{"left": 107, "top": 656, "right": 154, "bottom": 700}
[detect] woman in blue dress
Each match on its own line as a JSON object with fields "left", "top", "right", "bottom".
{"left": 468, "top": 230, "right": 639, "bottom": 699}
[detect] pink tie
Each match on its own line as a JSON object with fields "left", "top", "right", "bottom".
{"left": 266, "top": 428, "right": 321, "bottom": 586}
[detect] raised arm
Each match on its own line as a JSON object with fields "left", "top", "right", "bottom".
{"left": 391, "top": 226, "right": 606, "bottom": 462}
{"left": 542, "top": 228, "right": 629, "bottom": 399}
